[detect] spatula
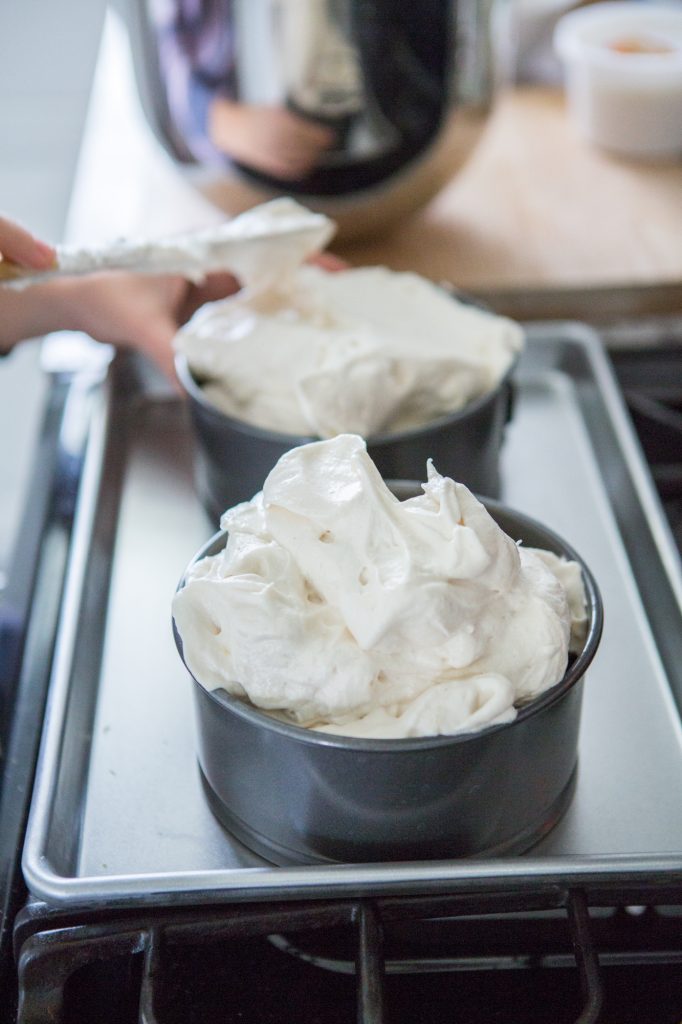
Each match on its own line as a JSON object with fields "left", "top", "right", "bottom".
{"left": 0, "top": 198, "right": 335, "bottom": 289}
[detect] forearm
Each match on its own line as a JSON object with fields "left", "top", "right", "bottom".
{"left": 0, "top": 279, "right": 80, "bottom": 354}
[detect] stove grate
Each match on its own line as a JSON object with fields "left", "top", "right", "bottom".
{"left": 609, "top": 345, "right": 682, "bottom": 549}
{"left": 16, "top": 889, "right": 682, "bottom": 1024}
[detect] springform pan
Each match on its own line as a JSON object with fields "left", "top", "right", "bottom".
{"left": 175, "top": 352, "right": 517, "bottom": 520}
{"left": 173, "top": 488, "right": 603, "bottom": 865}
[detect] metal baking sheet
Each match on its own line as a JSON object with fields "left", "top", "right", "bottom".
{"left": 23, "top": 323, "right": 682, "bottom": 907}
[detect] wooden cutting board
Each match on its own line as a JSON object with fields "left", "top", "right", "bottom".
{"left": 337, "top": 87, "right": 682, "bottom": 319}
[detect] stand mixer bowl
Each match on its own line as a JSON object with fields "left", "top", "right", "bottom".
{"left": 125, "top": 0, "right": 502, "bottom": 239}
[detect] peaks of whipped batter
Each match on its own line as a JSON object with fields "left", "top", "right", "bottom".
{"left": 6, "top": 198, "right": 334, "bottom": 290}
{"left": 57, "top": 197, "right": 334, "bottom": 285}
{"left": 175, "top": 264, "right": 524, "bottom": 438}
{"left": 173, "top": 435, "right": 587, "bottom": 740}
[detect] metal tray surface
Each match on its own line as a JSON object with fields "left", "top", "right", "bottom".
{"left": 23, "top": 324, "right": 682, "bottom": 907}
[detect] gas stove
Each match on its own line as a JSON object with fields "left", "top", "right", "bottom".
{"left": 10, "top": 892, "right": 682, "bottom": 1023}
{"left": 0, "top": 321, "right": 681, "bottom": 1023}
{"left": 610, "top": 344, "right": 682, "bottom": 551}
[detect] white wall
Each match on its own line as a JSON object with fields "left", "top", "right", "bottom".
{"left": 0, "top": 0, "right": 107, "bottom": 239}
{"left": 0, "top": 0, "right": 106, "bottom": 576}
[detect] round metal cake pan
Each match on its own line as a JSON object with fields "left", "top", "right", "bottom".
{"left": 175, "top": 352, "right": 517, "bottom": 521}
{"left": 173, "top": 494, "right": 603, "bottom": 865}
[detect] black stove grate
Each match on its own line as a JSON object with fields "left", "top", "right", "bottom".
{"left": 608, "top": 345, "right": 682, "bottom": 550}
{"left": 12, "top": 890, "right": 682, "bottom": 1024}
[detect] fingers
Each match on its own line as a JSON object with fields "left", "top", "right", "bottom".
{"left": 130, "top": 272, "right": 241, "bottom": 380}
{"left": 133, "top": 312, "right": 181, "bottom": 385}
{"left": 310, "top": 252, "right": 348, "bottom": 272}
{"left": 180, "top": 271, "right": 241, "bottom": 323}
{"left": 193, "top": 271, "right": 241, "bottom": 305}
{"left": 0, "top": 216, "right": 56, "bottom": 269}
{"left": 182, "top": 260, "right": 342, "bottom": 323}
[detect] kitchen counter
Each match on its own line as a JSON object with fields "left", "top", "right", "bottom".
{"left": 337, "top": 87, "right": 682, "bottom": 322}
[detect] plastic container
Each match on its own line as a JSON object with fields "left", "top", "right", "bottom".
{"left": 554, "top": 2, "right": 682, "bottom": 159}
{"left": 173, "top": 489, "right": 603, "bottom": 865}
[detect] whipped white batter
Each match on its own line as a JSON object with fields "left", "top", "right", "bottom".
{"left": 172, "top": 435, "right": 587, "bottom": 739}
{"left": 4, "top": 198, "right": 333, "bottom": 290}
{"left": 176, "top": 264, "right": 524, "bottom": 438}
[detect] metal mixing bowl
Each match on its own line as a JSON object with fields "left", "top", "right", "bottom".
{"left": 125, "top": 0, "right": 500, "bottom": 241}
{"left": 173, "top": 491, "right": 603, "bottom": 865}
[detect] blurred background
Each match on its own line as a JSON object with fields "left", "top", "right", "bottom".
{"left": 0, "top": 0, "right": 106, "bottom": 577}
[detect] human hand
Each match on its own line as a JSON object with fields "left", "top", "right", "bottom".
{"left": 64, "top": 256, "right": 347, "bottom": 377}
{"left": 311, "top": 251, "right": 347, "bottom": 272}
{"left": 55, "top": 270, "right": 241, "bottom": 380}
{"left": 0, "top": 215, "right": 56, "bottom": 270}
{"left": 208, "top": 100, "right": 335, "bottom": 180}
{"left": 0, "top": 212, "right": 345, "bottom": 364}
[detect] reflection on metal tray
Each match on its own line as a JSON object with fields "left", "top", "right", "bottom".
{"left": 22, "top": 323, "right": 682, "bottom": 909}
